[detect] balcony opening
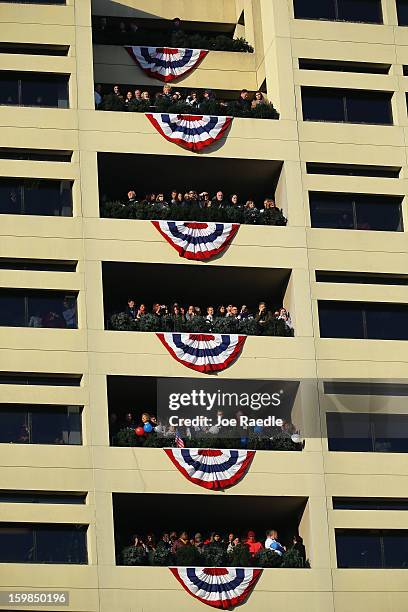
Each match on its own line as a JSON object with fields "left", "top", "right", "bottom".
{"left": 113, "top": 493, "right": 308, "bottom": 567}
{"left": 107, "top": 375, "right": 304, "bottom": 451}
{"left": 318, "top": 300, "right": 408, "bottom": 340}
{"left": 0, "top": 404, "right": 82, "bottom": 445}
{"left": 293, "top": 0, "right": 383, "bottom": 24}
{"left": 103, "top": 262, "right": 294, "bottom": 337}
{"left": 301, "top": 87, "right": 393, "bottom": 125}
{"left": 0, "top": 71, "right": 69, "bottom": 109}
{"left": 0, "top": 523, "right": 87, "bottom": 564}
{"left": 0, "top": 289, "right": 78, "bottom": 329}
{"left": 92, "top": 16, "right": 252, "bottom": 53}
{"left": 0, "top": 177, "right": 73, "bottom": 217}
{"left": 327, "top": 412, "right": 408, "bottom": 453}
{"left": 309, "top": 192, "right": 403, "bottom": 232}
{"left": 98, "top": 152, "right": 286, "bottom": 224}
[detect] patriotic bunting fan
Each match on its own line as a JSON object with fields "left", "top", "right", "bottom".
{"left": 126, "top": 46, "right": 208, "bottom": 82}
{"left": 156, "top": 333, "right": 246, "bottom": 373}
{"left": 146, "top": 113, "right": 232, "bottom": 152}
{"left": 170, "top": 567, "right": 262, "bottom": 609}
{"left": 164, "top": 448, "right": 255, "bottom": 490}
{"left": 152, "top": 221, "right": 239, "bottom": 260}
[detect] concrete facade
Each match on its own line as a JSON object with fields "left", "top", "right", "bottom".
{"left": 0, "top": 0, "right": 408, "bottom": 611}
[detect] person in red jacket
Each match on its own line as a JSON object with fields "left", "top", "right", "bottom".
{"left": 245, "top": 530, "right": 262, "bottom": 556}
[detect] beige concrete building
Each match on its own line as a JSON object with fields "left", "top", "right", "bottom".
{"left": 1, "top": 0, "right": 408, "bottom": 610}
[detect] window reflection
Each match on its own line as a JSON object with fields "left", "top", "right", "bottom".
{"left": 336, "top": 530, "right": 408, "bottom": 568}
{"left": 302, "top": 87, "right": 392, "bottom": 124}
{"left": 0, "top": 72, "right": 68, "bottom": 108}
{"left": 327, "top": 413, "right": 408, "bottom": 453}
{"left": 0, "top": 524, "right": 87, "bottom": 564}
{"left": 0, "top": 178, "right": 73, "bottom": 217}
{"left": 294, "top": 0, "right": 382, "bottom": 23}
{"left": 0, "top": 405, "right": 82, "bottom": 445}
{"left": 0, "top": 291, "right": 77, "bottom": 329}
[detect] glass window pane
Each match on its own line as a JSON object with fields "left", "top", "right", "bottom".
{"left": 31, "top": 407, "right": 69, "bottom": 444}
{"left": 309, "top": 193, "right": 354, "bottom": 229}
{"left": 302, "top": 88, "right": 345, "bottom": 121}
{"left": 397, "top": 0, "right": 408, "bottom": 25}
{"left": 36, "top": 526, "right": 87, "bottom": 564}
{"left": 336, "top": 531, "right": 382, "bottom": 568}
{"left": 0, "top": 293, "right": 26, "bottom": 327}
{"left": 365, "top": 305, "right": 408, "bottom": 340}
{"left": 24, "top": 180, "right": 68, "bottom": 217}
{"left": 318, "top": 302, "right": 364, "bottom": 338}
{"left": 356, "top": 196, "right": 402, "bottom": 231}
{"left": 338, "top": 0, "right": 383, "bottom": 23}
{"left": 0, "top": 408, "right": 28, "bottom": 443}
{"left": 327, "top": 413, "right": 372, "bottom": 452}
{"left": 346, "top": 92, "right": 392, "bottom": 124}
{"left": 0, "top": 179, "right": 22, "bottom": 214}
{"left": 0, "top": 526, "right": 34, "bottom": 563}
{"left": 373, "top": 414, "right": 408, "bottom": 453}
{"left": 0, "top": 77, "right": 19, "bottom": 105}
{"left": 383, "top": 532, "right": 408, "bottom": 568}
{"left": 294, "top": 0, "right": 336, "bottom": 19}
{"left": 28, "top": 293, "right": 66, "bottom": 329}
{"left": 21, "top": 77, "right": 59, "bottom": 108}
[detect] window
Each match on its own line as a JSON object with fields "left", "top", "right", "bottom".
{"left": 0, "top": 148, "right": 72, "bottom": 162}
{"left": 397, "top": 0, "right": 408, "bottom": 25}
{"left": 326, "top": 412, "right": 408, "bottom": 452}
{"left": 309, "top": 192, "right": 402, "bottom": 231}
{"left": 0, "top": 404, "right": 82, "bottom": 445}
{"left": 0, "top": 372, "right": 81, "bottom": 386}
{"left": 0, "top": 523, "right": 87, "bottom": 564}
{"left": 306, "top": 163, "right": 400, "bottom": 178}
{"left": 333, "top": 498, "right": 408, "bottom": 510}
{"left": 324, "top": 381, "right": 408, "bottom": 396}
{"left": 0, "top": 178, "right": 72, "bottom": 216}
{"left": 0, "top": 43, "right": 68, "bottom": 56}
{"left": 294, "top": 0, "right": 382, "bottom": 23}
{"left": 0, "top": 259, "right": 77, "bottom": 272}
{"left": 301, "top": 87, "right": 393, "bottom": 124}
{"left": 318, "top": 301, "right": 408, "bottom": 340}
{"left": 336, "top": 530, "right": 408, "bottom": 568}
{"left": 0, "top": 290, "right": 78, "bottom": 329}
{"left": 315, "top": 271, "right": 408, "bottom": 285}
{"left": 0, "top": 491, "right": 86, "bottom": 504}
{"left": 299, "top": 59, "right": 390, "bottom": 74}
{"left": 0, "top": 71, "right": 68, "bottom": 108}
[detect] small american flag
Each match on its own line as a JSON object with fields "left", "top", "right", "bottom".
{"left": 175, "top": 430, "right": 185, "bottom": 448}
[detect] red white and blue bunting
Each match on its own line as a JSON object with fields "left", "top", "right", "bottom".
{"left": 146, "top": 113, "right": 232, "bottom": 152}
{"left": 170, "top": 567, "right": 262, "bottom": 609}
{"left": 164, "top": 449, "right": 255, "bottom": 490}
{"left": 125, "top": 46, "right": 208, "bottom": 82}
{"left": 152, "top": 221, "right": 239, "bottom": 260}
{"left": 156, "top": 333, "right": 246, "bottom": 373}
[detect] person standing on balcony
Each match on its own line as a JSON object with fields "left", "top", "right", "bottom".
{"left": 212, "top": 190, "right": 227, "bottom": 208}
{"left": 237, "top": 89, "right": 252, "bottom": 113}
{"left": 245, "top": 531, "right": 263, "bottom": 556}
{"left": 265, "top": 530, "right": 286, "bottom": 556}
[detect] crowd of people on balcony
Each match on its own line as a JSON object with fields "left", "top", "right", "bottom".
{"left": 93, "top": 16, "right": 253, "bottom": 53}
{"left": 94, "top": 83, "right": 278, "bottom": 119}
{"left": 121, "top": 528, "right": 307, "bottom": 567}
{"left": 109, "top": 409, "right": 303, "bottom": 451}
{"left": 101, "top": 191, "right": 287, "bottom": 226}
{"left": 110, "top": 299, "right": 294, "bottom": 337}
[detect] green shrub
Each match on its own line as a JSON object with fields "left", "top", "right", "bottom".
{"left": 115, "top": 428, "right": 141, "bottom": 447}
{"left": 254, "top": 549, "right": 283, "bottom": 568}
{"left": 281, "top": 548, "right": 305, "bottom": 568}
{"left": 100, "top": 94, "right": 126, "bottom": 112}
{"left": 228, "top": 543, "right": 252, "bottom": 567}
{"left": 127, "top": 99, "right": 151, "bottom": 113}
{"left": 202, "top": 544, "right": 228, "bottom": 567}
{"left": 122, "top": 545, "right": 147, "bottom": 566}
{"left": 175, "top": 545, "right": 201, "bottom": 566}
{"left": 152, "top": 543, "right": 174, "bottom": 566}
